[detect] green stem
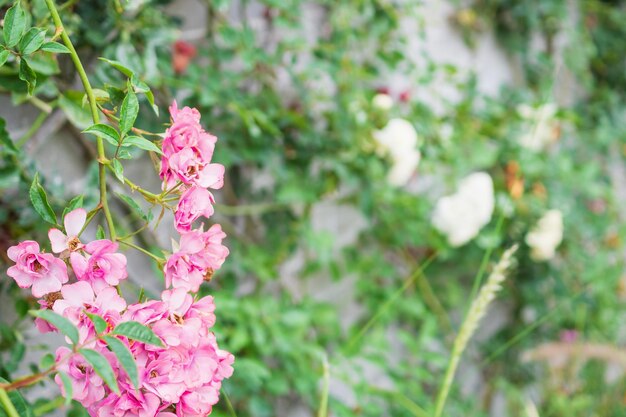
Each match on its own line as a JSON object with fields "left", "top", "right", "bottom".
{"left": 118, "top": 239, "right": 164, "bottom": 263}
{"left": 0, "top": 389, "right": 19, "bottom": 417}
{"left": 317, "top": 355, "right": 330, "bottom": 417}
{"left": 16, "top": 110, "right": 48, "bottom": 147}
{"left": 44, "top": 0, "right": 116, "bottom": 241}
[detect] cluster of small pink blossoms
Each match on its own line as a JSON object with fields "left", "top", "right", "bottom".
{"left": 5, "top": 101, "right": 233, "bottom": 417}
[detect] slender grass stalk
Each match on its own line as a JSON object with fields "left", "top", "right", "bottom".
{"left": 0, "top": 389, "right": 19, "bottom": 417}
{"left": 222, "top": 389, "right": 238, "bottom": 417}
{"left": 33, "top": 396, "right": 64, "bottom": 416}
{"left": 343, "top": 252, "right": 438, "bottom": 354}
{"left": 44, "top": 0, "right": 116, "bottom": 240}
{"left": 433, "top": 245, "right": 518, "bottom": 417}
{"left": 317, "top": 355, "right": 330, "bottom": 417}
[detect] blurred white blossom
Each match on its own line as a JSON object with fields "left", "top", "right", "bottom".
{"left": 372, "top": 93, "right": 393, "bottom": 111}
{"left": 373, "top": 118, "right": 421, "bottom": 186}
{"left": 517, "top": 103, "right": 559, "bottom": 151}
{"left": 525, "top": 209, "right": 563, "bottom": 261}
{"left": 432, "top": 172, "right": 495, "bottom": 246}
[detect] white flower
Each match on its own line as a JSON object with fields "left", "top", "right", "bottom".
{"left": 373, "top": 118, "right": 421, "bottom": 186}
{"left": 432, "top": 172, "right": 495, "bottom": 247}
{"left": 525, "top": 209, "right": 563, "bottom": 261}
{"left": 372, "top": 93, "right": 393, "bottom": 111}
{"left": 517, "top": 103, "right": 559, "bottom": 151}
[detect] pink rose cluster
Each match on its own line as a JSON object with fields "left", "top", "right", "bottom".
{"left": 5, "top": 102, "right": 234, "bottom": 416}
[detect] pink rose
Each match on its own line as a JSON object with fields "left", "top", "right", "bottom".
{"left": 7, "top": 241, "right": 69, "bottom": 297}
{"left": 177, "top": 385, "right": 220, "bottom": 417}
{"left": 174, "top": 187, "right": 215, "bottom": 232}
{"left": 164, "top": 225, "right": 229, "bottom": 292}
{"left": 48, "top": 208, "right": 86, "bottom": 254}
{"left": 89, "top": 389, "right": 161, "bottom": 417}
{"left": 159, "top": 101, "right": 225, "bottom": 190}
{"left": 70, "top": 240, "right": 128, "bottom": 290}
{"left": 55, "top": 347, "right": 106, "bottom": 408}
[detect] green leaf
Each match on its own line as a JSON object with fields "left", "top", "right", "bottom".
{"left": 83, "top": 124, "right": 120, "bottom": 146}
{"left": 0, "top": 118, "right": 17, "bottom": 154}
{"left": 111, "top": 158, "right": 124, "bottom": 183}
{"left": 96, "top": 225, "right": 105, "bottom": 239}
{"left": 0, "top": 50, "right": 10, "bottom": 67}
{"left": 98, "top": 57, "right": 134, "bottom": 77}
{"left": 18, "top": 58, "right": 36, "bottom": 95}
{"left": 29, "top": 310, "right": 79, "bottom": 345}
{"left": 85, "top": 312, "right": 108, "bottom": 334}
{"left": 113, "top": 321, "right": 163, "bottom": 347}
{"left": 103, "top": 336, "right": 139, "bottom": 389}
{"left": 57, "top": 371, "right": 73, "bottom": 406}
{"left": 39, "top": 353, "right": 55, "bottom": 370}
{"left": 115, "top": 192, "right": 153, "bottom": 222}
{"left": 62, "top": 195, "right": 84, "bottom": 219}
{"left": 131, "top": 74, "right": 158, "bottom": 116}
{"left": 18, "top": 28, "right": 46, "bottom": 55}
{"left": 40, "top": 41, "right": 70, "bottom": 54}
{"left": 0, "top": 378, "right": 35, "bottom": 417}
{"left": 3, "top": 2, "right": 27, "bottom": 48}
{"left": 119, "top": 83, "right": 138, "bottom": 135}
{"left": 78, "top": 349, "right": 120, "bottom": 394}
{"left": 121, "top": 136, "right": 163, "bottom": 155}
{"left": 29, "top": 173, "right": 57, "bottom": 225}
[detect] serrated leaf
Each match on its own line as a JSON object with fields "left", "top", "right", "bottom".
{"left": 119, "top": 83, "right": 138, "bottom": 135}
{"left": 18, "top": 28, "right": 46, "bottom": 55}
{"left": 111, "top": 158, "right": 124, "bottom": 183}
{"left": 115, "top": 192, "right": 152, "bottom": 221}
{"left": 85, "top": 312, "right": 108, "bottom": 334}
{"left": 98, "top": 57, "right": 134, "bottom": 77}
{"left": 96, "top": 225, "right": 105, "bottom": 239}
{"left": 3, "top": 2, "right": 26, "bottom": 48}
{"left": 121, "top": 136, "right": 163, "bottom": 155}
{"left": 113, "top": 321, "right": 163, "bottom": 347}
{"left": 40, "top": 41, "right": 70, "bottom": 54}
{"left": 103, "top": 336, "right": 139, "bottom": 389}
{"left": 29, "top": 173, "right": 57, "bottom": 225}
{"left": 83, "top": 124, "right": 120, "bottom": 146}
{"left": 18, "top": 58, "right": 36, "bottom": 95}
{"left": 29, "top": 310, "right": 79, "bottom": 345}
{"left": 57, "top": 371, "right": 73, "bottom": 406}
{"left": 0, "top": 50, "right": 10, "bottom": 67}
{"left": 62, "top": 195, "right": 84, "bottom": 219}
{"left": 0, "top": 377, "right": 35, "bottom": 417}
{"left": 78, "top": 349, "right": 120, "bottom": 394}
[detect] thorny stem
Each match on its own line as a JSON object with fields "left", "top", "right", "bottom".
{"left": 44, "top": 0, "right": 117, "bottom": 240}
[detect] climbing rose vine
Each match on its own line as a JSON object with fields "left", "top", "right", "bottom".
{"left": 5, "top": 102, "right": 234, "bottom": 417}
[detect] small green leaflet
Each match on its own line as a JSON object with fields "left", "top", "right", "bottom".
{"left": 79, "top": 349, "right": 120, "bottom": 394}
{"left": 98, "top": 57, "right": 134, "bottom": 77}
{"left": 111, "top": 159, "right": 124, "bottom": 183}
{"left": 29, "top": 310, "right": 79, "bottom": 345}
{"left": 18, "top": 28, "right": 46, "bottom": 55}
{"left": 115, "top": 192, "right": 153, "bottom": 222}
{"left": 85, "top": 312, "right": 108, "bottom": 334}
{"left": 3, "top": 2, "right": 27, "bottom": 48}
{"left": 62, "top": 194, "right": 84, "bottom": 219}
{"left": 121, "top": 136, "right": 163, "bottom": 155}
{"left": 96, "top": 225, "right": 106, "bottom": 239}
{"left": 119, "top": 83, "right": 139, "bottom": 135}
{"left": 29, "top": 173, "right": 57, "bottom": 225}
{"left": 83, "top": 124, "right": 120, "bottom": 146}
{"left": 40, "top": 42, "right": 70, "bottom": 54}
{"left": 57, "top": 371, "right": 74, "bottom": 406}
{"left": 0, "top": 50, "right": 10, "bottom": 67}
{"left": 113, "top": 321, "right": 163, "bottom": 347}
{"left": 18, "top": 58, "right": 36, "bottom": 95}
{"left": 103, "top": 336, "right": 139, "bottom": 389}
